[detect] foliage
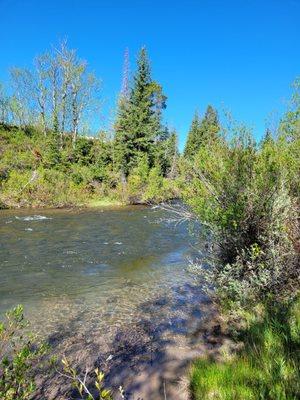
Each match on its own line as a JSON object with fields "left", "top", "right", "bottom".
{"left": 188, "top": 82, "right": 300, "bottom": 400}
{"left": 190, "top": 298, "right": 300, "bottom": 400}
{"left": 114, "top": 47, "right": 170, "bottom": 175}
{"left": 184, "top": 105, "right": 220, "bottom": 159}
{"left": 125, "top": 156, "right": 177, "bottom": 204}
{"left": 183, "top": 113, "right": 299, "bottom": 308}
{"left": 0, "top": 305, "right": 47, "bottom": 400}
{"left": 0, "top": 46, "right": 179, "bottom": 208}
{"left": 60, "top": 357, "right": 119, "bottom": 400}
{"left": 155, "top": 128, "right": 179, "bottom": 177}
{"left": 0, "top": 123, "right": 176, "bottom": 208}
{"left": 2, "top": 41, "right": 101, "bottom": 143}
{"left": 143, "top": 166, "right": 164, "bottom": 201}
{"left": 0, "top": 306, "right": 125, "bottom": 400}
{"left": 0, "top": 167, "right": 89, "bottom": 208}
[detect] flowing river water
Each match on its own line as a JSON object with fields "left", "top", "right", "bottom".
{"left": 0, "top": 206, "right": 212, "bottom": 399}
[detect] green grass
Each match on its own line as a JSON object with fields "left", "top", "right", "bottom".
{"left": 190, "top": 300, "right": 300, "bottom": 400}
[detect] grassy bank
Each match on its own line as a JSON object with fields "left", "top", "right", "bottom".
{"left": 190, "top": 300, "right": 300, "bottom": 400}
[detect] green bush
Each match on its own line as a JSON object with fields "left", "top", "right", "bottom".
{"left": 60, "top": 357, "right": 123, "bottom": 400}
{"left": 183, "top": 121, "right": 299, "bottom": 308}
{"left": 0, "top": 168, "right": 89, "bottom": 208}
{"left": 187, "top": 87, "right": 300, "bottom": 399}
{"left": 0, "top": 306, "right": 123, "bottom": 400}
{"left": 0, "top": 305, "right": 47, "bottom": 400}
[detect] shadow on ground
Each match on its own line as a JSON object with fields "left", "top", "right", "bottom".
{"left": 34, "top": 283, "right": 229, "bottom": 400}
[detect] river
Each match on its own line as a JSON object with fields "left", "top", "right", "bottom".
{"left": 0, "top": 206, "right": 208, "bottom": 399}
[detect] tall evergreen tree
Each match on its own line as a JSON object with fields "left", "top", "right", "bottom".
{"left": 183, "top": 111, "right": 201, "bottom": 159}
{"left": 114, "top": 93, "right": 131, "bottom": 174}
{"left": 114, "top": 47, "right": 166, "bottom": 175}
{"left": 128, "top": 47, "right": 155, "bottom": 157}
{"left": 184, "top": 105, "right": 220, "bottom": 159}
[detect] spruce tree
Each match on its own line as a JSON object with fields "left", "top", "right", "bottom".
{"left": 114, "top": 93, "right": 131, "bottom": 174}
{"left": 114, "top": 48, "right": 132, "bottom": 176}
{"left": 183, "top": 111, "right": 202, "bottom": 159}
{"left": 128, "top": 47, "right": 157, "bottom": 164}
{"left": 184, "top": 105, "right": 220, "bottom": 159}
{"left": 114, "top": 47, "right": 166, "bottom": 175}
{"left": 201, "top": 105, "right": 220, "bottom": 142}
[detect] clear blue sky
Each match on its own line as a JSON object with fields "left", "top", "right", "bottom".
{"left": 0, "top": 0, "right": 299, "bottom": 150}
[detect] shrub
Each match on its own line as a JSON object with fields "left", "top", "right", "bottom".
{"left": 0, "top": 305, "right": 47, "bottom": 400}
{"left": 0, "top": 168, "right": 89, "bottom": 208}
{"left": 60, "top": 357, "right": 125, "bottom": 400}
{"left": 187, "top": 99, "right": 300, "bottom": 399}
{"left": 143, "top": 166, "right": 164, "bottom": 202}
{"left": 183, "top": 123, "right": 300, "bottom": 308}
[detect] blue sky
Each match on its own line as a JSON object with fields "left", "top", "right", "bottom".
{"left": 0, "top": 0, "right": 299, "bottom": 150}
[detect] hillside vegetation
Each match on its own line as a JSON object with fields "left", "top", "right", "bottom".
{"left": 0, "top": 123, "right": 179, "bottom": 208}
{"left": 0, "top": 44, "right": 182, "bottom": 208}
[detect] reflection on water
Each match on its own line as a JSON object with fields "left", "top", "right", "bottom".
{"left": 0, "top": 206, "right": 196, "bottom": 338}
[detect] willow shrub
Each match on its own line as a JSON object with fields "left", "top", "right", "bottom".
{"left": 183, "top": 126, "right": 299, "bottom": 308}
{"left": 0, "top": 305, "right": 47, "bottom": 400}
{"left": 126, "top": 158, "right": 177, "bottom": 204}
{"left": 185, "top": 117, "right": 300, "bottom": 399}
{"left": 0, "top": 168, "right": 90, "bottom": 208}
{"left": 0, "top": 305, "right": 120, "bottom": 400}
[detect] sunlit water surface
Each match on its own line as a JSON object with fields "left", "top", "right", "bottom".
{"left": 0, "top": 206, "right": 198, "bottom": 340}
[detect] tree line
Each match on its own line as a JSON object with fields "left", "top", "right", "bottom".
{"left": 0, "top": 41, "right": 221, "bottom": 167}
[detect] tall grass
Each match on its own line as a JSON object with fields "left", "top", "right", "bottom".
{"left": 190, "top": 299, "right": 300, "bottom": 400}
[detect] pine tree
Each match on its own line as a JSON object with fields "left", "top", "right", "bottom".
{"left": 128, "top": 47, "right": 157, "bottom": 161}
{"left": 166, "top": 131, "right": 179, "bottom": 178}
{"left": 201, "top": 105, "right": 220, "bottom": 142}
{"left": 114, "top": 47, "right": 166, "bottom": 175}
{"left": 184, "top": 105, "right": 219, "bottom": 159}
{"left": 114, "top": 92, "right": 131, "bottom": 174}
{"left": 183, "top": 111, "right": 202, "bottom": 159}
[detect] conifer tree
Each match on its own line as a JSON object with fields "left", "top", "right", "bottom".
{"left": 114, "top": 47, "right": 166, "bottom": 175}
{"left": 202, "top": 105, "right": 220, "bottom": 142}
{"left": 114, "top": 93, "right": 131, "bottom": 174}
{"left": 114, "top": 49, "right": 131, "bottom": 174}
{"left": 128, "top": 47, "right": 157, "bottom": 163}
{"left": 183, "top": 111, "right": 202, "bottom": 159}
{"left": 166, "top": 130, "right": 179, "bottom": 178}
{"left": 184, "top": 105, "right": 219, "bottom": 159}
